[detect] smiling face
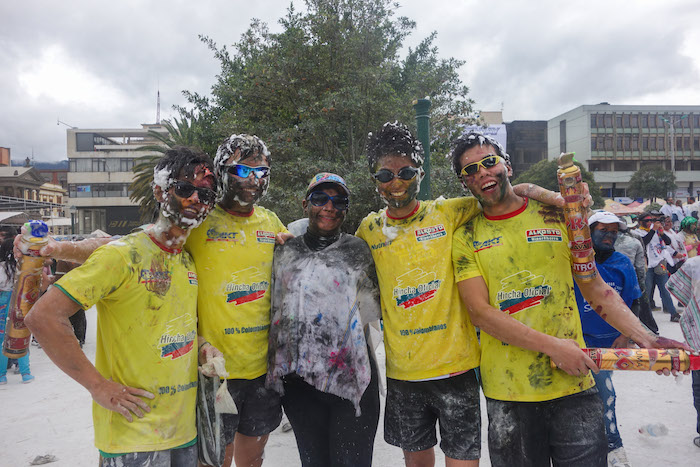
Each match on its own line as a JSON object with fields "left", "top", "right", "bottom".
{"left": 219, "top": 151, "right": 270, "bottom": 210}
{"left": 373, "top": 154, "right": 422, "bottom": 211}
{"left": 458, "top": 143, "right": 513, "bottom": 208}
{"left": 303, "top": 186, "right": 347, "bottom": 236}
{"left": 160, "top": 165, "right": 216, "bottom": 230}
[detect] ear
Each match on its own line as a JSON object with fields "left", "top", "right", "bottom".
{"left": 302, "top": 199, "right": 309, "bottom": 215}
{"left": 154, "top": 184, "right": 166, "bottom": 203}
{"left": 506, "top": 163, "right": 513, "bottom": 178}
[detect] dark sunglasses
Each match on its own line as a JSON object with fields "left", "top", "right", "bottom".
{"left": 172, "top": 181, "right": 217, "bottom": 205}
{"left": 227, "top": 164, "right": 270, "bottom": 179}
{"left": 460, "top": 155, "right": 503, "bottom": 177}
{"left": 307, "top": 191, "right": 350, "bottom": 211}
{"left": 372, "top": 166, "right": 420, "bottom": 183}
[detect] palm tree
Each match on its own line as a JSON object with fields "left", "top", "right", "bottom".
{"left": 129, "top": 116, "right": 203, "bottom": 221}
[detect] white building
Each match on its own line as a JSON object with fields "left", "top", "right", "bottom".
{"left": 548, "top": 104, "right": 700, "bottom": 198}
{"left": 67, "top": 124, "right": 167, "bottom": 235}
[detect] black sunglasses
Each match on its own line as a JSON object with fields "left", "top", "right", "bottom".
{"left": 307, "top": 191, "right": 350, "bottom": 211}
{"left": 172, "top": 181, "right": 217, "bottom": 205}
{"left": 226, "top": 164, "right": 270, "bottom": 179}
{"left": 460, "top": 155, "right": 503, "bottom": 177}
{"left": 372, "top": 166, "right": 420, "bottom": 183}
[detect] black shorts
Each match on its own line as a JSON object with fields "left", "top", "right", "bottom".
{"left": 486, "top": 388, "right": 606, "bottom": 467}
{"left": 221, "top": 375, "right": 282, "bottom": 445}
{"left": 384, "top": 369, "right": 481, "bottom": 460}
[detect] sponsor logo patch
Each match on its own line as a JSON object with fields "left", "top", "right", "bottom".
{"left": 224, "top": 267, "right": 270, "bottom": 305}
{"left": 393, "top": 268, "right": 442, "bottom": 309}
{"left": 473, "top": 236, "right": 503, "bottom": 252}
{"left": 256, "top": 230, "right": 275, "bottom": 244}
{"left": 188, "top": 271, "right": 198, "bottom": 285}
{"left": 205, "top": 228, "right": 238, "bottom": 242}
{"left": 526, "top": 229, "right": 563, "bottom": 243}
{"left": 415, "top": 224, "right": 446, "bottom": 242}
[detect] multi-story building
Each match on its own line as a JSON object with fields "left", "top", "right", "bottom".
{"left": 548, "top": 104, "right": 700, "bottom": 198}
{"left": 66, "top": 124, "right": 167, "bottom": 235}
{"left": 506, "top": 121, "right": 548, "bottom": 175}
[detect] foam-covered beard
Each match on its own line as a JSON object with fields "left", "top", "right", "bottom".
{"left": 219, "top": 169, "right": 270, "bottom": 208}
{"left": 376, "top": 171, "right": 423, "bottom": 209}
{"left": 161, "top": 190, "right": 212, "bottom": 230}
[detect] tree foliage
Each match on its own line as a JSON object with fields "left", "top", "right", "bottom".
{"left": 627, "top": 165, "right": 676, "bottom": 201}
{"left": 179, "top": 0, "right": 475, "bottom": 230}
{"left": 512, "top": 159, "right": 605, "bottom": 209}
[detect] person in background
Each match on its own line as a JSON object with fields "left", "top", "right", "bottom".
{"left": 664, "top": 216, "right": 687, "bottom": 273}
{"left": 680, "top": 216, "right": 700, "bottom": 259}
{"left": 575, "top": 211, "right": 641, "bottom": 467}
{"left": 0, "top": 236, "right": 34, "bottom": 384}
{"left": 267, "top": 173, "right": 381, "bottom": 467}
{"left": 660, "top": 197, "right": 675, "bottom": 224}
{"left": 684, "top": 197, "right": 699, "bottom": 219}
{"left": 54, "top": 259, "right": 87, "bottom": 347}
{"left": 674, "top": 200, "right": 686, "bottom": 231}
{"left": 615, "top": 219, "right": 658, "bottom": 334}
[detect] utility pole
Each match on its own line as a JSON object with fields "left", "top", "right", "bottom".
{"left": 659, "top": 114, "right": 688, "bottom": 177}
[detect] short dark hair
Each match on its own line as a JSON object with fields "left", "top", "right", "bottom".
{"left": 366, "top": 121, "right": 424, "bottom": 173}
{"left": 153, "top": 146, "right": 215, "bottom": 190}
{"left": 449, "top": 131, "right": 510, "bottom": 177}
{"left": 0, "top": 226, "right": 18, "bottom": 237}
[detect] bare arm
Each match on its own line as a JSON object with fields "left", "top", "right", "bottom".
{"left": 457, "top": 276, "right": 598, "bottom": 376}
{"left": 15, "top": 234, "right": 111, "bottom": 264}
{"left": 25, "top": 287, "right": 154, "bottom": 421}
{"left": 575, "top": 273, "right": 688, "bottom": 350}
{"left": 513, "top": 181, "right": 592, "bottom": 208}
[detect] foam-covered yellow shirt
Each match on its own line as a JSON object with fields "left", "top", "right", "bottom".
{"left": 55, "top": 232, "right": 199, "bottom": 454}
{"left": 452, "top": 199, "right": 595, "bottom": 402}
{"left": 186, "top": 205, "right": 287, "bottom": 379}
{"left": 356, "top": 197, "right": 481, "bottom": 381}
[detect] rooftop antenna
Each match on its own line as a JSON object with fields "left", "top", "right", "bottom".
{"left": 57, "top": 118, "right": 77, "bottom": 129}
{"left": 156, "top": 78, "right": 161, "bottom": 124}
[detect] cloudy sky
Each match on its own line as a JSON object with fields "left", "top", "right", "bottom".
{"left": 2, "top": 0, "right": 699, "bottom": 162}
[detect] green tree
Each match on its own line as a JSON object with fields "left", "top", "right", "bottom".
{"left": 512, "top": 159, "right": 605, "bottom": 209}
{"left": 129, "top": 115, "right": 208, "bottom": 221}
{"left": 627, "top": 165, "right": 676, "bottom": 201}
{"left": 183, "top": 0, "right": 476, "bottom": 230}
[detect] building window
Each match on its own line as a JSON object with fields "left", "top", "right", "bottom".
{"left": 616, "top": 160, "right": 637, "bottom": 171}
{"left": 591, "top": 114, "right": 597, "bottom": 128}
{"left": 642, "top": 136, "right": 649, "bottom": 150}
{"left": 694, "top": 137, "right": 700, "bottom": 151}
{"left": 631, "top": 135, "right": 639, "bottom": 150}
{"left": 560, "top": 120, "right": 566, "bottom": 153}
{"left": 650, "top": 137, "right": 657, "bottom": 151}
{"left": 649, "top": 115, "right": 657, "bottom": 128}
{"left": 630, "top": 115, "right": 638, "bottom": 127}
{"left": 641, "top": 115, "right": 648, "bottom": 128}
{"left": 76, "top": 133, "right": 95, "bottom": 152}
{"left": 589, "top": 160, "right": 612, "bottom": 171}
{"left": 616, "top": 136, "right": 623, "bottom": 150}
{"left": 604, "top": 115, "right": 612, "bottom": 128}
{"left": 604, "top": 136, "right": 613, "bottom": 150}
{"left": 616, "top": 115, "right": 622, "bottom": 128}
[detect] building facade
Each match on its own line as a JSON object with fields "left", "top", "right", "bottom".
{"left": 66, "top": 124, "right": 166, "bottom": 235}
{"left": 505, "top": 120, "right": 548, "bottom": 176}
{"left": 548, "top": 104, "right": 700, "bottom": 198}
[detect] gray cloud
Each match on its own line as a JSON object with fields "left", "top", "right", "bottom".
{"left": 1, "top": 0, "right": 699, "bottom": 162}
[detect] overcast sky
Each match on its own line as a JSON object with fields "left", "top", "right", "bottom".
{"left": 2, "top": 0, "right": 699, "bottom": 162}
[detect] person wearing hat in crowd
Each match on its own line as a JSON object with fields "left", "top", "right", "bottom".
{"left": 681, "top": 216, "right": 700, "bottom": 258}
{"left": 267, "top": 172, "right": 381, "bottom": 467}
{"left": 615, "top": 218, "right": 659, "bottom": 334}
{"left": 634, "top": 212, "right": 682, "bottom": 321}
{"left": 574, "top": 211, "right": 642, "bottom": 467}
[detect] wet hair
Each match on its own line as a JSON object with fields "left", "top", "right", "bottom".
{"left": 0, "top": 237, "right": 16, "bottom": 280}
{"left": 366, "top": 121, "right": 424, "bottom": 173}
{"left": 213, "top": 134, "right": 271, "bottom": 179}
{"left": 153, "top": 146, "right": 215, "bottom": 190}
{"left": 449, "top": 131, "right": 510, "bottom": 176}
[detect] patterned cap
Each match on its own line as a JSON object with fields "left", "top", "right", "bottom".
{"left": 306, "top": 172, "right": 350, "bottom": 196}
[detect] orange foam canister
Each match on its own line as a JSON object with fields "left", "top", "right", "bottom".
{"left": 552, "top": 348, "right": 700, "bottom": 372}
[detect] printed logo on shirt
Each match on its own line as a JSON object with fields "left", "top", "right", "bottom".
{"left": 188, "top": 271, "right": 198, "bottom": 285}
{"left": 526, "top": 229, "right": 563, "bottom": 243}
{"left": 205, "top": 228, "right": 239, "bottom": 242}
{"left": 256, "top": 230, "right": 275, "bottom": 244}
{"left": 139, "top": 257, "right": 171, "bottom": 296}
{"left": 158, "top": 315, "right": 196, "bottom": 360}
{"left": 473, "top": 236, "right": 503, "bottom": 252}
{"left": 370, "top": 240, "right": 392, "bottom": 250}
{"left": 414, "top": 224, "right": 446, "bottom": 242}
{"left": 495, "top": 270, "right": 552, "bottom": 315}
{"left": 393, "top": 268, "right": 442, "bottom": 309}
{"left": 224, "top": 267, "right": 270, "bottom": 305}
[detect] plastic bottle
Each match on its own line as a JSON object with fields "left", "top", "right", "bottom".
{"left": 639, "top": 423, "right": 669, "bottom": 437}
{"left": 2, "top": 220, "right": 49, "bottom": 358}
{"left": 556, "top": 152, "right": 597, "bottom": 282}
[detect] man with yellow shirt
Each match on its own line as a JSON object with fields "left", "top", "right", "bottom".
{"left": 185, "top": 134, "right": 287, "bottom": 467}
{"left": 26, "top": 147, "right": 222, "bottom": 466}
{"left": 450, "top": 131, "right": 680, "bottom": 466}
{"left": 356, "top": 122, "right": 564, "bottom": 467}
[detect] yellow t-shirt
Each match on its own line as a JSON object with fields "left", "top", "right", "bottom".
{"left": 356, "top": 197, "right": 481, "bottom": 381}
{"left": 186, "top": 205, "right": 287, "bottom": 379}
{"left": 55, "top": 232, "right": 199, "bottom": 453}
{"left": 452, "top": 199, "right": 595, "bottom": 402}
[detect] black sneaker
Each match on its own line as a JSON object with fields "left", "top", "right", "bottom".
{"left": 671, "top": 314, "right": 681, "bottom": 322}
